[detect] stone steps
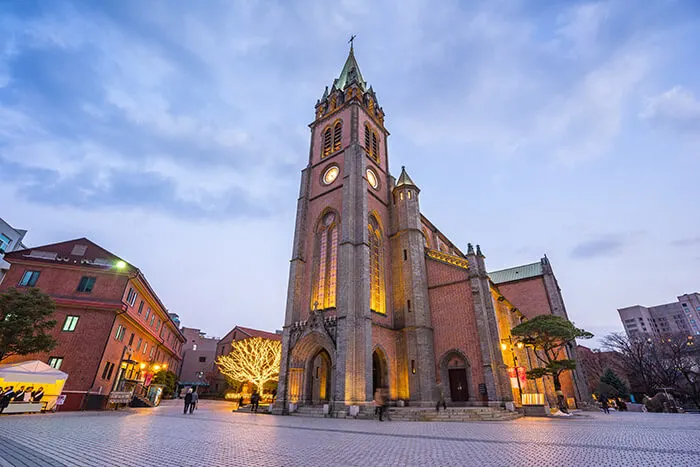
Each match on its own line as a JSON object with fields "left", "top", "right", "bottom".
{"left": 386, "top": 407, "right": 521, "bottom": 422}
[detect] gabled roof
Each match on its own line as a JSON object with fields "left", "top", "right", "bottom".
{"left": 488, "top": 262, "right": 543, "bottom": 284}
{"left": 333, "top": 45, "right": 367, "bottom": 92}
{"left": 219, "top": 325, "right": 282, "bottom": 343}
{"left": 3, "top": 237, "right": 134, "bottom": 272}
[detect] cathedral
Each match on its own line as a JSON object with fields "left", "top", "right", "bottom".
{"left": 274, "top": 45, "right": 587, "bottom": 415}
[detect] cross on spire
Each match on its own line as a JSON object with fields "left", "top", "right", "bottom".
{"left": 348, "top": 34, "right": 356, "bottom": 52}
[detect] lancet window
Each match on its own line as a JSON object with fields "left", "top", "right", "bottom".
{"left": 368, "top": 216, "right": 386, "bottom": 314}
{"left": 312, "top": 211, "right": 339, "bottom": 310}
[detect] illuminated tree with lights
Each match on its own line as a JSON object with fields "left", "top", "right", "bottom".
{"left": 216, "top": 337, "right": 282, "bottom": 393}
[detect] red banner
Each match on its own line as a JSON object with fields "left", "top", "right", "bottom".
{"left": 517, "top": 366, "right": 527, "bottom": 386}
{"left": 144, "top": 373, "right": 153, "bottom": 387}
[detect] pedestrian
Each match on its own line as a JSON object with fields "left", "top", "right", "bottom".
{"left": 381, "top": 388, "right": 391, "bottom": 421}
{"left": 184, "top": 388, "right": 193, "bottom": 414}
{"left": 375, "top": 388, "right": 385, "bottom": 421}
{"left": 374, "top": 388, "right": 382, "bottom": 418}
{"left": 271, "top": 388, "right": 277, "bottom": 403}
{"left": 251, "top": 391, "right": 259, "bottom": 413}
{"left": 601, "top": 398, "right": 610, "bottom": 414}
{"left": 435, "top": 385, "right": 446, "bottom": 412}
{"left": 190, "top": 390, "right": 199, "bottom": 414}
{"left": 0, "top": 386, "right": 14, "bottom": 414}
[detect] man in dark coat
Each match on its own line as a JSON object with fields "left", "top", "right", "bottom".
{"left": 184, "top": 389, "right": 193, "bottom": 414}
{"left": 0, "top": 386, "right": 15, "bottom": 413}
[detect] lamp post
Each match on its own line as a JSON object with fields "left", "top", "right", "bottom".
{"left": 501, "top": 336, "right": 524, "bottom": 405}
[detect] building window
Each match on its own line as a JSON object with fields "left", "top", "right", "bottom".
{"left": 128, "top": 333, "right": 135, "bottom": 346}
{"left": 149, "top": 347, "right": 154, "bottom": 358}
{"left": 126, "top": 288, "right": 137, "bottom": 306}
{"left": 76, "top": 276, "right": 96, "bottom": 293}
{"left": 150, "top": 314, "right": 156, "bottom": 326}
{"left": 136, "top": 338, "right": 142, "bottom": 351}
{"left": 371, "top": 132, "right": 379, "bottom": 162}
{"left": 115, "top": 324, "right": 126, "bottom": 341}
{"left": 102, "top": 362, "right": 115, "bottom": 380}
{"left": 407, "top": 300, "right": 412, "bottom": 312}
{"left": 311, "top": 211, "right": 338, "bottom": 310}
{"left": 62, "top": 316, "right": 79, "bottom": 332}
{"left": 199, "top": 356, "right": 207, "bottom": 363}
{"left": 156, "top": 319, "right": 161, "bottom": 332}
{"left": 143, "top": 342, "right": 148, "bottom": 355}
{"left": 19, "top": 270, "right": 40, "bottom": 287}
{"left": 145, "top": 308, "right": 151, "bottom": 320}
{"left": 138, "top": 301, "right": 145, "bottom": 315}
{"left": 0, "top": 233, "right": 11, "bottom": 253}
{"left": 322, "top": 126, "right": 332, "bottom": 157}
{"left": 192, "top": 344, "right": 198, "bottom": 351}
{"left": 48, "top": 357, "right": 63, "bottom": 370}
{"left": 364, "top": 124, "right": 379, "bottom": 163}
{"left": 333, "top": 120, "right": 342, "bottom": 151}
{"left": 368, "top": 215, "right": 386, "bottom": 314}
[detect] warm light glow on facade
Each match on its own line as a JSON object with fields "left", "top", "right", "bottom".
{"left": 311, "top": 212, "right": 338, "bottom": 310}
{"left": 115, "top": 260, "right": 127, "bottom": 269}
{"left": 368, "top": 216, "right": 386, "bottom": 314}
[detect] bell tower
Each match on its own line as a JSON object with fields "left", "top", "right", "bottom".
{"left": 276, "top": 43, "right": 391, "bottom": 412}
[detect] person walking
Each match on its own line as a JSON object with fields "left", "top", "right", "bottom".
{"left": 375, "top": 388, "right": 385, "bottom": 421}
{"left": 184, "top": 388, "right": 193, "bottom": 414}
{"left": 435, "top": 384, "right": 446, "bottom": 412}
{"left": 190, "top": 390, "right": 199, "bottom": 414}
{"left": 0, "top": 386, "right": 15, "bottom": 414}
{"left": 601, "top": 398, "right": 610, "bottom": 414}
{"left": 374, "top": 388, "right": 382, "bottom": 419}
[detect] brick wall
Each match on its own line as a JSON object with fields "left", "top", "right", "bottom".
{"left": 426, "top": 259, "right": 485, "bottom": 396}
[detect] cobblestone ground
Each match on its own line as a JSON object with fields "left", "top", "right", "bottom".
{"left": 1, "top": 400, "right": 699, "bottom": 466}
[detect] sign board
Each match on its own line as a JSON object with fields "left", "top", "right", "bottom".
{"left": 478, "top": 383, "right": 487, "bottom": 395}
{"left": 108, "top": 391, "right": 133, "bottom": 404}
{"left": 56, "top": 395, "right": 66, "bottom": 406}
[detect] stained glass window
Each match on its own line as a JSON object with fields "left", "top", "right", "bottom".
{"left": 368, "top": 216, "right": 386, "bottom": 314}
{"left": 312, "top": 212, "right": 338, "bottom": 310}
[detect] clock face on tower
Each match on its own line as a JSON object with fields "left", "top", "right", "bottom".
{"left": 366, "top": 168, "right": 379, "bottom": 189}
{"left": 322, "top": 165, "right": 339, "bottom": 185}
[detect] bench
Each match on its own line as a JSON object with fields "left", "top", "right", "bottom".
{"left": 2, "top": 402, "right": 43, "bottom": 414}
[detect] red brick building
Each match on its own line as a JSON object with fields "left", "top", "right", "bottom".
{"left": 274, "top": 45, "right": 587, "bottom": 415}
{"left": 0, "top": 238, "right": 185, "bottom": 410}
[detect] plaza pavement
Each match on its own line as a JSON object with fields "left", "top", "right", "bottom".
{"left": 1, "top": 400, "right": 699, "bottom": 466}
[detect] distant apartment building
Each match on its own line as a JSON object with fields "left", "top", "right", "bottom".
{"left": 178, "top": 327, "right": 218, "bottom": 393}
{"left": 618, "top": 293, "right": 700, "bottom": 338}
{"left": 0, "top": 217, "right": 28, "bottom": 285}
{"left": 0, "top": 238, "right": 186, "bottom": 410}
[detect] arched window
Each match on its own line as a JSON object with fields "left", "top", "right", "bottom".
{"left": 312, "top": 211, "right": 338, "bottom": 310}
{"left": 368, "top": 216, "right": 386, "bottom": 314}
{"left": 333, "top": 121, "right": 342, "bottom": 151}
{"left": 322, "top": 127, "right": 332, "bottom": 157}
{"left": 365, "top": 125, "right": 371, "bottom": 152}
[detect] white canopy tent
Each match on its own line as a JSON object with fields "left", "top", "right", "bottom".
{"left": 0, "top": 360, "right": 68, "bottom": 412}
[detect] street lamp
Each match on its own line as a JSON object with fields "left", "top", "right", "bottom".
{"left": 501, "top": 336, "right": 523, "bottom": 403}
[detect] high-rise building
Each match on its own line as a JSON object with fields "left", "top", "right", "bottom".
{"left": 618, "top": 293, "right": 700, "bottom": 337}
{"left": 0, "top": 217, "right": 28, "bottom": 285}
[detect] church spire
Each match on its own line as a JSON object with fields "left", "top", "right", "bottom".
{"left": 395, "top": 166, "right": 417, "bottom": 189}
{"left": 333, "top": 39, "right": 367, "bottom": 92}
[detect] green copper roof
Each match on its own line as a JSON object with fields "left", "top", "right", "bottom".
{"left": 333, "top": 45, "right": 367, "bottom": 92}
{"left": 488, "top": 262, "right": 543, "bottom": 284}
{"left": 395, "top": 166, "right": 417, "bottom": 188}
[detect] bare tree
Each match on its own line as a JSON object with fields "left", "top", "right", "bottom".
{"left": 216, "top": 337, "right": 281, "bottom": 393}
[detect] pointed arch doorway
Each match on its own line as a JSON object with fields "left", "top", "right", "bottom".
{"left": 372, "top": 348, "right": 388, "bottom": 394}
{"left": 311, "top": 349, "right": 332, "bottom": 404}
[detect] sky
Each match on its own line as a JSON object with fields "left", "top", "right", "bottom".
{"left": 1, "top": 0, "right": 699, "bottom": 345}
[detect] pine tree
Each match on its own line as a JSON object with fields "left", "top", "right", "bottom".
{"left": 600, "top": 369, "right": 629, "bottom": 397}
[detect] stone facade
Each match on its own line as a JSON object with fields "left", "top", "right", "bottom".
{"left": 274, "top": 47, "right": 585, "bottom": 415}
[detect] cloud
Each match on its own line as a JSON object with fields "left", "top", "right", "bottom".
{"left": 669, "top": 236, "right": 700, "bottom": 248}
{"left": 571, "top": 234, "right": 632, "bottom": 259}
{"left": 641, "top": 86, "right": 700, "bottom": 135}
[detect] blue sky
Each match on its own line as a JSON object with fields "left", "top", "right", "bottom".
{"left": 1, "top": 0, "right": 699, "bottom": 344}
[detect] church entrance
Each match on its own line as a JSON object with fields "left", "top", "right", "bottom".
{"left": 448, "top": 368, "right": 469, "bottom": 402}
{"left": 311, "top": 349, "right": 331, "bottom": 404}
{"left": 372, "top": 349, "right": 388, "bottom": 394}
